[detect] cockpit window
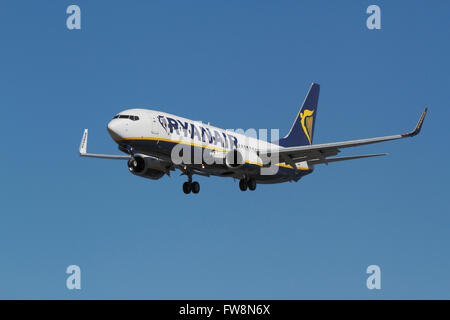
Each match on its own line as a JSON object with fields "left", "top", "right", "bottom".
{"left": 112, "top": 115, "right": 140, "bottom": 121}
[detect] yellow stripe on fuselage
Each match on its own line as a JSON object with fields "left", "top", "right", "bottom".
{"left": 121, "top": 137, "right": 310, "bottom": 171}
{"left": 276, "top": 163, "right": 310, "bottom": 171}
{"left": 122, "top": 137, "right": 227, "bottom": 151}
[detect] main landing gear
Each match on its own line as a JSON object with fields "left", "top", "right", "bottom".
{"left": 239, "top": 177, "right": 257, "bottom": 192}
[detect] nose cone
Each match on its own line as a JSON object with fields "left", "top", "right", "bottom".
{"left": 107, "top": 119, "right": 124, "bottom": 141}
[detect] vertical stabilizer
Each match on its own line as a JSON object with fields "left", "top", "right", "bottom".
{"left": 277, "top": 83, "right": 320, "bottom": 147}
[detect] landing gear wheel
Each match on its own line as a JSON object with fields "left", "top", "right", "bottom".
{"left": 191, "top": 181, "right": 200, "bottom": 194}
{"left": 248, "top": 178, "right": 257, "bottom": 191}
{"left": 183, "top": 182, "right": 191, "bottom": 194}
{"left": 239, "top": 179, "right": 248, "bottom": 191}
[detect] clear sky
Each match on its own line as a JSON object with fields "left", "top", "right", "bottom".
{"left": 0, "top": 1, "right": 449, "bottom": 299}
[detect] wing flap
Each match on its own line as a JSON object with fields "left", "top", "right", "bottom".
{"left": 307, "top": 153, "right": 388, "bottom": 165}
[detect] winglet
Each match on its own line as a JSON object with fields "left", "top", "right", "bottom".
{"left": 402, "top": 108, "right": 427, "bottom": 137}
{"left": 79, "top": 129, "right": 88, "bottom": 155}
{"left": 78, "top": 129, "right": 130, "bottom": 160}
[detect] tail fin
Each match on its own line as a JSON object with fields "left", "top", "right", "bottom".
{"left": 277, "top": 83, "right": 320, "bottom": 147}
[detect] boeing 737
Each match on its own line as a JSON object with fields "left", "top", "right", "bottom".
{"left": 79, "top": 83, "right": 427, "bottom": 194}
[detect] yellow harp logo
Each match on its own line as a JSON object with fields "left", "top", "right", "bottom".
{"left": 300, "top": 109, "right": 314, "bottom": 145}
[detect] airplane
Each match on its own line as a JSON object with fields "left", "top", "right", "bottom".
{"left": 79, "top": 83, "right": 427, "bottom": 194}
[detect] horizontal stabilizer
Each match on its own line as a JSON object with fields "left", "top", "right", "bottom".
{"left": 308, "top": 153, "right": 387, "bottom": 165}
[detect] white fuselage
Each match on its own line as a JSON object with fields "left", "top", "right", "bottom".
{"left": 106, "top": 108, "right": 311, "bottom": 183}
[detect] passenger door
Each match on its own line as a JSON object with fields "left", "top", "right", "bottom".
{"left": 151, "top": 116, "right": 159, "bottom": 135}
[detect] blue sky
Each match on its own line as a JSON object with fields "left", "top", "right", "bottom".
{"left": 0, "top": 1, "right": 449, "bottom": 299}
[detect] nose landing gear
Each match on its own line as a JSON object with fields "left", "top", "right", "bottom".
{"left": 182, "top": 181, "right": 192, "bottom": 194}
{"left": 191, "top": 181, "right": 200, "bottom": 194}
{"left": 182, "top": 175, "right": 200, "bottom": 194}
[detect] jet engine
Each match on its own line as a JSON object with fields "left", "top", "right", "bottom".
{"left": 127, "top": 154, "right": 168, "bottom": 180}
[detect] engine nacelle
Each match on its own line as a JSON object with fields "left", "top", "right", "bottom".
{"left": 127, "top": 155, "right": 167, "bottom": 180}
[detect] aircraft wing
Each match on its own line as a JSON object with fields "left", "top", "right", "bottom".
{"left": 261, "top": 108, "right": 427, "bottom": 166}
{"left": 79, "top": 129, "right": 130, "bottom": 160}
